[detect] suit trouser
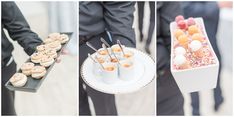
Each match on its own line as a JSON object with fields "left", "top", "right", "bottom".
{"left": 157, "top": 68, "right": 184, "bottom": 115}
{"left": 79, "top": 33, "right": 118, "bottom": 115}
{"left": 190, "top": 53, "right": 223, "bottom": 115}
{"left": 137, "top": 1, "right": 155, "bottom": 45}
{"left": 1, "top": 60, "right": 16, "bottom": 115}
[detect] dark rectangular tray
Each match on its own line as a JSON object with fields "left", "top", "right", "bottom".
{"left": 5, "top": 32, "right": 73, "bottom": 93}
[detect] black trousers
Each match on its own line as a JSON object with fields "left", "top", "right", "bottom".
{"left": 79, "top": 33, "right": 117, "bottom": 115}
{"left": 1, "top": 60, "right": 16, "bottom": 115}
{"left": 157, "top": 68, "right": 184, "bottom": 115}
{"left": 137, "top": 1, "right": 155, "bottom": 45}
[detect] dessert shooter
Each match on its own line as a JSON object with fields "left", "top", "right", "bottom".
{"left": 31, "top": 66, "right": 46, "bottom": 79}
{"left": 10, "top": 73, "right": 27, "bottom": 87}
{"left": 101, "top": 62, "right": 118, "bottom": 84}
{"left": 119, "top": 60, "right": 134, "bottom": 81}
{"left": 111, "top": 44, "right": 125, "bottom": 56}
{"left": 20, "top": 62, "right": 35, "bottom": 76}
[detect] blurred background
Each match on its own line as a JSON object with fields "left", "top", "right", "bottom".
{"left": 180, "top": 1, "right": 233, "bottom": 116}
{"left": 3, "top": 1, "right": 78, "bottom": 115}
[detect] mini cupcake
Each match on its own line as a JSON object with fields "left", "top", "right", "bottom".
{"left": 36, "top": 44, "right": 48, "bottom": 52}
{"left": 59, "top": 34, "right": 69, "bottom": 44}
{"left": 47, "top": 41, "right": 62, "bottom": 51}
{"left": 44, "top": 49, "right": 57, "bottom": 58}
{"left": 20, "top": 62, "right": 35, "bottom": 76}
{"left": 189, "top": 40, "right": 204, "bottom": 58}
{"left": 10, "top": 73, "right": 27, "bottom": 87}
{"left": 40, "top": 56, "right": 54, "bottom": 67}
{"left": 48, "top": 33, "right": 61, "bottom": 40}
{"left": 174, "top": 55, "right": 190, "bottom": 69}
{"left": 31, "top": 52, "right": 45, "bottom": 63}
{"left": 111, "top": 44, "right": 125, "bottom": 56}
{"left": 31, "top": 66, "right": 46, "bottom": 79}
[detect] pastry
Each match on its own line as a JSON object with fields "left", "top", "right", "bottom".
{"left": 31, "top": 52, "right": 45, "bottom": 63}
{"left": 44, "top": 49, "right": 57, "bottom": 58}
{"left": 36, "top": 44, "right": 48, "bottom": 52}
{"left": 111, "top": 44, "right": 124, "bottom": 53}
{"left": 31, "top": 66, "right": 46, "bottom": 79}
{"left": 20, "top": 62, "right": 35, "bottom": 76}
{"left": 188, "top": 25, "right": 200, "bottom": 35}
{"left": 48, "top": 33, "right": 61, "bottom": 40}
{"left": 40, "top": 56, "right": 54, "bottom": 67}
{"left": 178, "top": 34, "right": 189, "bottom": 49}
{"left": 187, "top": 17, "right": 196, "bottom": 26}
{"left": 177, "top": 20, "right": 187, "bottom": 30}
{"left": 175, "top": 47, "right": 186, "bottom": 55}
{"left": 192, "top": 33, "right": 204, "bottom": 42}
{"left": 47, "top": 41, "right": 61, "bottom": 51}
{"left": 174, "top": 55, "right": 190, "bottom": 69}
{"left": 174, "top": 29, "right": 184, "bottom": 39}
{"left": 189, "top": 40, "right": 204, "bottom": 58}
{"left": 175, "top": 15, "right": 184, "bottom": 23}
{"left": 59, "top": 34, "right": 69, "bottom": 44}
{"left": 10, "top": 73, "right": 27, "bottom": 87}
{"left": 43, "top": 38, "right": 54, "bottom": 44}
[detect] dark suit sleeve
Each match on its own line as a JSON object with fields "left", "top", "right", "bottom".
{"left": 102, "top": 2, "right": 136, "bottom": 47}
{"left": 157, "top": 2, "right": 183, "bottom": 70}
{"left": 182, "top": 2, "right": 219, "bottom": 20}
{"left": 2, "top": 2, "right": 42, "bottom": 55}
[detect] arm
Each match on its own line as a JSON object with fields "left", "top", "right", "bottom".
{"left": 102, "top": 2, "right": 136, "bottom": 47}
{"left": 2, "top": 2, "right": 42, "bottom": 55}
{"left": 157, "top": 2, "right": 183, "bottom": 70}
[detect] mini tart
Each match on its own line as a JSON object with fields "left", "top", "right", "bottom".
{"left": 44, "top": 49, "right": 57, "bottom": 58}
{"left": 10, "top": 73, "right": 27, "bottom": 87}
{"left": 48, "top": 33, "right": 61, "bottom": 41}
{"left": 40, "top": 56, "right": 54, "bottom": 67}
{"left": 31, "top": 66, "right": 46, "bottom": 79}
{"left": 31, "top": 52, "right": 45, "bottom": 63}
{"left": 43, "top": 38, "right": 55, "bottom": 44}
{"left": 36, "top": 44, "right": 48, "bottom": 52}
{"left": 20, "top": 62, "right": 35, "bottom": 76}
{"left": 60, "top": 34, "right": 69, "bottom": 44}
{"left": 47, "top": 41, "right": 61, "bottom": 51}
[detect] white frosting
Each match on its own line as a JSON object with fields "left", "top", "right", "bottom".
{"left": 189, "top": 40, "right": 202, "bottom": 51}
{"left": 175, "top": 47, "right": 186, "bottom": 55}
{"left": 40, "top": 59, "right": 54, "bottom": 67}
{"left": 174, "top": 55, "right": 186, "bottom": 66}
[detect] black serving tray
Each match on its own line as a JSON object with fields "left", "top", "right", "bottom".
{"left": 5, "top": 32, "right": 72, "bottom": 92}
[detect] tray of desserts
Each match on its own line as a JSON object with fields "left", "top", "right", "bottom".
{"left": 5, "top": 32, "right": 71, "bottom": 92}
{"left": 81, "top": 40, "right": 155, "bottom": 94}
{"left": 170, "top": 16, "right": 219, "bottom": 93}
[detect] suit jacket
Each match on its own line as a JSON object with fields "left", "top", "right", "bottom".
{"left": 79, "top": 2, "right": 136, "bottom": 47}
{"left": 2, "top": 2, "right": 42, "bottom": 67}
{"left": 157, "top": 2, "right": 184, "bottom": 102}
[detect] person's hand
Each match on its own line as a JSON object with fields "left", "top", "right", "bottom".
{"left": 218, "top": 1, "right": 233, "bottom": 8}
{"left": 56, "top": 49, "right": 69, "bottom": 63}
